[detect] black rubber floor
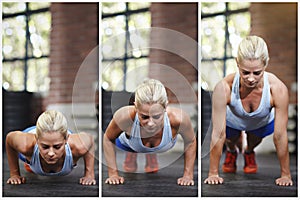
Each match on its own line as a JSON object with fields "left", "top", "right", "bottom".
{"left": 3, "top": 153, "right": 99, "bottom": 197}
{"left": 201, "top": 152, "right": 297, "bottom": 197}
{"left": 102, "top": 150, "right": 199, "bottom": 197}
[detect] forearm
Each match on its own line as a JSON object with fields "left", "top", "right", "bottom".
{"left": 103, "top": 134, "right": 119, "bottom": 177}
{"left": 274, "top": 133, "right": 291, "bottom": 177}
{"left": 6, "top": 140, "right": 21, "bottom": 177}
{"left": 208, "top": 132, "right": 225, "bottom": 176}
{"left": 83, "top": 137, "right": 95, "bottom": 178}
{"left": 183, "top": 137, "right": 196, "bottom": 178}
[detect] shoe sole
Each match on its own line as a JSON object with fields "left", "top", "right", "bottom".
{"left": 222, "top": 165, "right": 236, "bottom": 173}
{"left": 123, "top": 165, "right": 137, "bottom": 173}
{"left": 244, "top": 167, "right": 257, "bottom": 174}
{"left": 144, "top": 167, "right": 159, "bottom": 173}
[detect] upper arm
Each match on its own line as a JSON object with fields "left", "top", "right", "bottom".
{"left": 6, "top": 131, "right": 35, "bottom": 155}
{"left": 211, "top": 80, "right": 230, "bottom": 135}
{"left": 271, "top": 76, "right": 289, "bottom": 134}
{"left": 176, "top": 109, "right": 195, "bottom": 145}
{"left": 69, "top": 132, "right": 94, "bottom": 157}
{"left": 104, "top": 106, "right": 135, "bottom": 141}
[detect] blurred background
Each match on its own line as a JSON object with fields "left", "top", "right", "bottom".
{"left": 2, "top": 2, "right": 297, "bottom": 159}
{"left": 101, "top": 2, "right": 199, "bottom": 150}
{"left": 2, "top": 2, "right": 99, "bottom": 148}
{"left": 201, "top": 2, "right": 297, "bottom": 155}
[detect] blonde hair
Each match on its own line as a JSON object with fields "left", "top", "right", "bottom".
{"left": 36, "top": 110, "right": 68, "bottom": 139}
{"left": 237, "top": 35, "right": 269, "bottom": 67}
{"left": 135, "top": 79, "right": 168, "bottom": 108}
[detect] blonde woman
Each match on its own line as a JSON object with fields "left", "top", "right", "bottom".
{"left": 204, "top": 36, "right": 293, "bottom": 186}
{"left": 103, "top": 79, "right": 196, "bottom": 186}
{"left": 6, "top": 110, "right": 96, "bottom": 185}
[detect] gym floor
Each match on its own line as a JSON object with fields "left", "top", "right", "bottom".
{"left": 2, "top": 153, "right": 99, "bottom": 197}
{"left": 201, "top": 152, "right": 297, "bottom": 197}
{"left": 3, "top": 148, "right": 297, "bottom": 197}
{"left": 102, "top": 149, "right": 199, "bottom": 197}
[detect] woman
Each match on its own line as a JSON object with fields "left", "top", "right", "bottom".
{"left": 6, "top": 110, "right": 96, "bottom": 185}
{"left": 103, "top": 79, "right": 196, "bottom": 186}
{"left": 204, "top": 36, "right": 293, "bottom": 186}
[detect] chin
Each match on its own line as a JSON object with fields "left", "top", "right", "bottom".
{"left": 45, "top": 159, "right": 58, "bottom": 165}
{"left": 246, "top": 83, "right": 257, "bottom": 88}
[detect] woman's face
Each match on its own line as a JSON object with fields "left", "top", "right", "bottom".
{"left": 36, "top": 131, "right": 67, "bottom": 165}
{"left": 136, "top": 103, "right": 165, "bottom": 135}
{"left": 237, "top": 59, "right": 265, "bottom": 88}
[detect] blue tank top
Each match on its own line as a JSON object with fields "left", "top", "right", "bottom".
{"left": 226, "top": 72, "right": 274, "bottom": 131}
{"left": 117, "top": 112, "right": 177, "bottom": 153}
{"left": 21, "top": 126, "right": 74, "bottom": 176}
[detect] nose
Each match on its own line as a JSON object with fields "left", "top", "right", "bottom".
{"left": 48, "top": 148, "right": 55, "bottom": 157}
{"left": 147, "top": 118, "right": 155, "bottom": 127}
{"left": 248, "top": 74, "right": 255, "bottom": 82}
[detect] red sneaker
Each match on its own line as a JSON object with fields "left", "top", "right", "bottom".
{"left": 222, "top": 151, "right": 237, "bottom": 173}
{"left": 123, "top": 152, "right": 137, "bottom": 172}
{"left": 144, "top": 154, "right": 159, "bottom": 173}
{"left": 244, "top": 151, "right": 257, "bottom": 174}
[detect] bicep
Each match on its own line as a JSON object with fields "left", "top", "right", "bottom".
{"left": 6, "top": 131, "right": 33, "bottom": 154}
{"left": 178, "top": 112, "right": 195, "bottom": 145}
{"left": 104, "top": 118, "right": 124, "bottom": 141}
{"left": 273, "top": 83, "right": 289, "bottom": 134}
{"left": 105, "top": 106, "right": 134, "bottom": 141}
{"left": 211, "top": 81, "right": 229, "bottom": 135}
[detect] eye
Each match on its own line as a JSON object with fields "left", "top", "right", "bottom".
{"left": 152, "top": 114, "right": 162, "bottom": 120}
{"left": 141, "top": 114, "right": 149, "bottom": 120}
{"left": 253, "top": 71, "right": 262, "bottom": 76}
{"left": 242, "top": 71, "right": 250, "bottom": 75}
{"left": 41, "top": 145, "right": 49, "bottom": 149}
{"left": 53, "top": 145, "right": 62, "bottom": 149}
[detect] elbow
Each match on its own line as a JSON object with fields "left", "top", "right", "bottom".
{"left": 5, "top": 131, "right": 15, "bottom": 147}
{"left": 103, "top": 134, "right": 115, "bottom": 148}
{"left": 211, "top": 130, "right": 226, "bottom": 147}
{"left": 213, "top": 129, "right": 226, "bottom": 141}
{"left": 273, "top": 131, "right": 287, "bottom": 145}
{"left": 273, "top": 133, "right": 281, "bottom": 143}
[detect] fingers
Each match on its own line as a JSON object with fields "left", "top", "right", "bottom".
{"left": 105, "top": 176, "right": 124, "bottom": 185}
{"left": 275, "top": 177, "right": 293, "bottom": 186}
{"left": 177, "top": 177, "right": 194, "bottom": 186}
{"left": 204, "top": 176, "right": 224, "bottom": 185}
{"left": 79, "top": 177, "right": 96, "bottom": 185}
{"left": 7, "top": 177, "right": 26, "bottom": 185}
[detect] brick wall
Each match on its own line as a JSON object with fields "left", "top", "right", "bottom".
{"left": 149, "top": 3, "right": 198, "bottom": 104}
{"left": 44, "top": 3, "right": 99, "bottom": 108}
{"left": 250, "top": 3, "right": 297, "bottom": 104}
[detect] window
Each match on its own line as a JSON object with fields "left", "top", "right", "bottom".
{"left": 2, "top": 2, "right": 51, "bottom": 92}
{"left": 201, "top": 2, "right": 250, "bottom": 91}
{"left": 101, "top": 2, "right": 151, "bottom": 92}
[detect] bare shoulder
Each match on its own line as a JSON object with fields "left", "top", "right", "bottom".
{"left": 6, "top": 131, "right": 36, "bottom": 154}
{"left": 267, "top": 72, "right": 288, "bottom": 91}
{"left": 166, "top": 106, "right": 195, "bottom": 140}
{"left": 166, "top": 106, "right": 190, "bottom": 127}
{"left": 213, "top": 73, "right": 234, "bottom": 104}
{"left": 113, "top": 105, "right": 136, "bottom": 130}
{"left": 68, "top": 132, "right": 94, "bottom": 156}
{"left": 223, "top": 73, "right": 235, "bottom": 86}
{"left": 267, "top": 72, "right": 288, "bottom": 106}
